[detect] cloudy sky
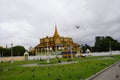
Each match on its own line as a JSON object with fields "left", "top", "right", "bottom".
{"left": 0, "top": 0, "right": 120, "bottom": 49}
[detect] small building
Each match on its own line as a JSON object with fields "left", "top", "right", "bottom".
{"left": 86, "top": 49, "right": 90, "bottom": 53}
{"left": 35, "top": 25, "right": 80, "bottom": 56}
{"left": 24, "top": 51, "right": 29, "bottom": 60}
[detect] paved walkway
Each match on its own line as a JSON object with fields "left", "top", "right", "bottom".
{"left": 21, "top": 61, "right": 78, "bottom": 67}
{"left": 21, "top": 57, "right": 112, "bottom": 67}
{"left": 87, "top": 61, "right": 120, "bottom": 80}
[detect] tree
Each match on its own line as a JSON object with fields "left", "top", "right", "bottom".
{"left": 100, "top": 38, "right": 110, "bottom": 51}
{"left": 0, "top": 47, "right": 11, "bottom": 57}
{"left": 0, "top": 46, "right": 26, "bottom": 57}
{"left": 0, "top": 47, "right": 3, "bottom": 57}
{"left": 12, "top": 46, "right": 26, "bottom": 56}
{"left": 94, "top": 36, "right": 120, "bottom": 52}
{"left": 94, "top": 36, "right": 104, "bottom": 52}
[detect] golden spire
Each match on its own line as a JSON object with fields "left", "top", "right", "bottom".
{"left": 53, "top": 25, "right": 60, "bottom": 37}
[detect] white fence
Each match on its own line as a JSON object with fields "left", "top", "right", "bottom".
{"left": 83, "top": 51, "right": 120, "bottom": 56}
{"left": 28, "top": 55, "right": 62, "bottom": 60}
{"left": 0, "top": 51, "right": 119, "bottom": 61}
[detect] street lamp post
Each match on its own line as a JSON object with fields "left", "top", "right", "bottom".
{"left": 50, "top": 46, "right": 52, "bottom": 54}
{"left": 46, "top": 42, "right": 50, "bottom": 63}
{"left": 70, "top": 45, "right": 73, "bottom": 59}
{"left": 55, "top": 44, "right": 57, "bottom": 58}
{"left": 61, "top": 44, "right": 64, "bottom": 52}
{"left": 11, "top": 43, "right": 13, "bottom": 63}
{"left": 11, "top": 43, "right": 13, "bottom": 57}
{"left": 47, "top": 42, "right": 49, "bottom": 55}
{"left": 2, "top": 51, "right": 3, "bottom": 57}
{"left": 109, "top": 41, "right": 112, "bottom": 58}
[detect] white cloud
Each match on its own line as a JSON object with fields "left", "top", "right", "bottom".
{"left": 0, "top": 0, "right": 120, "bottom": 49}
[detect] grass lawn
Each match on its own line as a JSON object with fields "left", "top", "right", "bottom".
{"left": 0, "top": 55, "right": 120, "bottom": 80}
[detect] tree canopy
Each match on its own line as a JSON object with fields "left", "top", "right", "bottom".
{"left": 0, "top": 45, "right": 26, "bottom": 57}
{"left": 94, "top": 36, "right": 120, "bottom": 52}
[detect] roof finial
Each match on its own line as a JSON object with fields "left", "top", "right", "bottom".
{"left": 53, "top": 25, "right": 60, "bottom": 37}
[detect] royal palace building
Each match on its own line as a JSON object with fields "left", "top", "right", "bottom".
{"left": 35, "top": 25, "right": 80, "bottom": 55}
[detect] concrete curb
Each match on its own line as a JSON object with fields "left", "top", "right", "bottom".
{"left": 86, "top": 60, "right": 120, "bottom": 80}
